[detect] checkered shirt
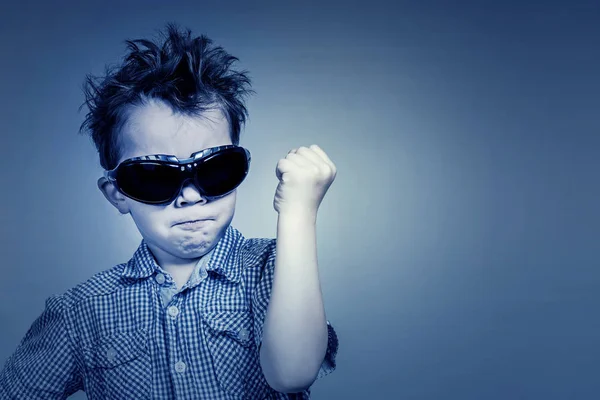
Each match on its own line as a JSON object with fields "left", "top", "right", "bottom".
{"left": 0, "top": 224, "right": 338, "bottom": 399}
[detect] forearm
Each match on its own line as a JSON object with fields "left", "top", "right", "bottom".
{"left": 260, "top": 211, "right": 328, "bottom": 392}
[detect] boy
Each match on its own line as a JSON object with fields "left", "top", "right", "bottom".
{"left": 0, "top": 23, "right": 338, "bottom": 399}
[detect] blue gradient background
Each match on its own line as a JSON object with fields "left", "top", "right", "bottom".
{"left": 1, "top": 1, "right": 599, "bottom": 399}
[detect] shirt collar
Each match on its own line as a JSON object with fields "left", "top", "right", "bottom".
{"left": 121, "top": 224, "right": 244, "bottom": 283}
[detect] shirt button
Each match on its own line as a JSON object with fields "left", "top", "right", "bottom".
{"left": 175, "top": 360, "right": 186, "bottom": 373}
{"left": 167, "top": 305, "right": 179, "bottom": 318}
{"left": 106, "top": 347, "right": 116, "bottom": 362}
{"left": 238, "top": 328, "right": 249, "bottom": 341}
{"left": 155, "top": 273, "right": 165, "bottom": 284}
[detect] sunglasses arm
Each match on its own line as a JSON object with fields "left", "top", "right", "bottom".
{"left": 103, "top": 170, "right": 117, "bottom": 182}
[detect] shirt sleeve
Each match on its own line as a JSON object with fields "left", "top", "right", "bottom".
{"left": 0, "top": 293, "right": 83, "bottom": 399}
{"left": 250, "top": 239, "right": 339, "bottom": 388}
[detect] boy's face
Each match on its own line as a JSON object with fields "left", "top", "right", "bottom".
{"left": 98, "top": 98, "right": 236, "bottom": 265}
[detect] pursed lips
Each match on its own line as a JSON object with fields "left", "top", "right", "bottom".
{"left": 174, "top": 218, "right": 211, "bottom": 226}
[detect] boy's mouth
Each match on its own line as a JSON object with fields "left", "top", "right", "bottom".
{"left": 173, "top": 218, "right": 212, "bottom": 227}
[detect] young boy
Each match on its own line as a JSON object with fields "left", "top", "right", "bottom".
{"left": 0, "top": 23, "right": 338, "bottom": 399}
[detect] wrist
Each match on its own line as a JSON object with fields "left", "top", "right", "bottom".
{"left": 277, "top": 209, "right": 317, "bottom": 224}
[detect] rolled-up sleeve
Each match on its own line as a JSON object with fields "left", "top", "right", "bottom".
{"left": 250, "top": 240, "right": 339, "bottom": 384}
{"left": 0, "top": 294, "right": 83, "bottom": 399}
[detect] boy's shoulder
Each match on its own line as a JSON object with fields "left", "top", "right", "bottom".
{"left": 208, "top": 224, "right": 277, "bottom": 272}
{"left": 61, "top": 262, "right": 131, "bottom": 309}
{"left": 237, "top": 231, "right": 277, "bottom": 275}
{"left": 240, "top": 236, "right": 276, "bottom": 258}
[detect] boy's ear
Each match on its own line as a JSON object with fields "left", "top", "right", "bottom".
{"left": 97, "top": 177, "right": 130, "bottom": 214}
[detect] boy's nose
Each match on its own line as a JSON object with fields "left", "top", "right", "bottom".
{"left": 176, "top": 180, "right": 207, "bottom": 205}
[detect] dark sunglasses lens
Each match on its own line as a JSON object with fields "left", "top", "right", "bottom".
{"left": 116, "top": 162, "right": 181, "bottom": 203}
{"left": 196, "top": 149, "right": 249, "bottom": 196}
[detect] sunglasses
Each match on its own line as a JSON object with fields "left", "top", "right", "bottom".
{"left": 104, "top": 145, "right": 251, "bottom": 205}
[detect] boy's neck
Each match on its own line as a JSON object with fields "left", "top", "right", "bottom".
{"left": 146, "top": 242, "right": 207, "bottom": 290}
{"left": 163, "top": 263, "right": 197, "bottom": 291}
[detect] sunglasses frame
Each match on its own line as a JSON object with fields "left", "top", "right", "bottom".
{"left": 103, "top": 144, "right": 251, "bottom": 205}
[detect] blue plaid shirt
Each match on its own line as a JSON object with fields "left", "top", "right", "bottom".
{"left": 0, "top": 225, "right": 338, "bottom": 399}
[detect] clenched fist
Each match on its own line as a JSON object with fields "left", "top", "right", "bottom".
{"left": 274, "top": 144, "right": 337, "bottom": 216}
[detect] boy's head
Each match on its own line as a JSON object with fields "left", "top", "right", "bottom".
{"left": 79, "top": 23, "right": 254, "bottom": 263}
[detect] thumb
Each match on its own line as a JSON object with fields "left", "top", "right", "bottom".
{"left": 275, "top": 158, "right": 293, "bottom": 182}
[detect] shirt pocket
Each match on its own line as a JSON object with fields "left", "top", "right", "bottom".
{"left": 81, "top": 328, "right": 151, "bottom": 400}
{"left": 203, "top": 307, "right": 257, "bottom": 399}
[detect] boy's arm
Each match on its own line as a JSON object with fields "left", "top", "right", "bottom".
{"left": 0, "top": 294, "right": 83, "bottom": 399}
{"left": 259, "top": 211, "right": 327, "bottom": 392}
{"left": 255, "top": 144, "right": 338, "bottom": 393}
{"left": 254, "top": 211, "right": 338, "bottom": 394}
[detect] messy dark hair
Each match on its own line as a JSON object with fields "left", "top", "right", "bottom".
{"left": 78, "top": 22, "right": 254, "bottom": 170}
